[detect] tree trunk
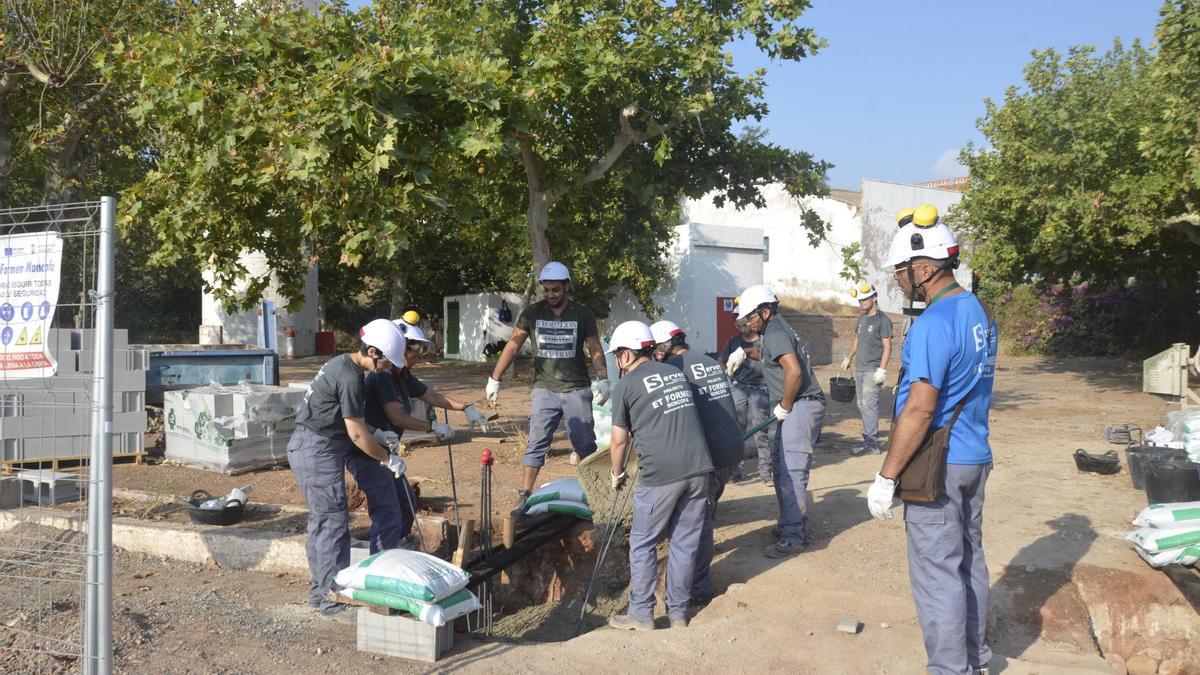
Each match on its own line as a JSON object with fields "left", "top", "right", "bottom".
{"left": 526, "top": 188, "right": 552, "bottom": 272}
{"left": 389, "top": 267, "right": 408, "bottom": 319}
{"left": 0, "top": 95, "right": 12, "bottom": 207}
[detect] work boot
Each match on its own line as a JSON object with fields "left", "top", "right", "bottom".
{"left": 510, "top": 490, "right": 531, "bottom": 517}
{"left": 568, "top": 451, "right": 580, "bottom": 466}
{"left": 608, "top": 613, "right": 655, "bottom": 631}
{"left": 669, "top": 616, "right": 689, "bottom": 629}
{"left": 319, "top": 603, "right": 357, "bottom": 624}
{"left": 763, "top": 540, "right": 804, "bottom": 559}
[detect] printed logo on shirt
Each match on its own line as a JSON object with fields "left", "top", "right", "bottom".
{"left": 535, "top": 319, "right": 579, "bottom": 359}
{"left": 973, "top": 322, "right": 987, "bottom": 352}
{"left": 642, "top": 370, "right": 684, "bottom": 394}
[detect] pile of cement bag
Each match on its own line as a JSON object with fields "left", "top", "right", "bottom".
{"left": 1127, "top": 501, "right": 1200, "bottom": 568}
{"left": 524, "top": 477, "right": 593, "bottom": 519}
{"left": 1145, "top": 410, "right": 1200, "bottom": 462}
{"left": 336, "top": 550, "right": 480, "bottom": 626}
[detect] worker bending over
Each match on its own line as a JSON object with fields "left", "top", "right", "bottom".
{"left": 736, "top": 285, "right": 827, "bottom": 559}
{"left": 606, "top": 321, "right": 713, "bottom": 630}
{"left": 867, "top": 204, "right": 997, "bottom": 674}
{"left": 650, "top": 320, "right": 742, "bottom": 606}
{"left": 484, "top": 262, "right": 609, "bottom": 514}
{"left": 287, "top": 319, "right": 407, "bottom": 621}
{"left": 842, "top": 282, "right": 893, "bottom": 455}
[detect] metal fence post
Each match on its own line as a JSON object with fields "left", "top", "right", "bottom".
{"left": 84, "top": 196, "right": 116, "bottom": 674}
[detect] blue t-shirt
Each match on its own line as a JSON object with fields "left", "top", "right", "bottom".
{"left": 894, "top": 291, "right": 997, "bottom": 464}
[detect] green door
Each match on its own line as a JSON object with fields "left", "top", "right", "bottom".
{"left": 446, "top": 301, "right": 460, "bottom": 355}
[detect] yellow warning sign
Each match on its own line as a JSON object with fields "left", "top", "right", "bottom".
{"left": 14, "top": 327, "right": 27, "bottom": 346}
{"left": 30, "top": 326, "right": 41, "bottom": 345}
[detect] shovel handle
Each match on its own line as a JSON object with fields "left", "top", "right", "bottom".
{"left": 743, "top": 416, "right": 777, "bottom": 441}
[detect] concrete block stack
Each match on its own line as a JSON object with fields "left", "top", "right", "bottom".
{"left": 0, "top": 328, "right": 148, "bottom": 463}
{"left": 164, "top": 383, "right": 305, "bottom": 474}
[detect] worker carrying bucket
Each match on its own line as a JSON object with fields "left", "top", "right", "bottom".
{"left": 867, "top": 206, "right": 999, "bottom": 674}
{"left": 735, "top": 284, "right": 826, "bottom": 559}
{"left": 484, "top": 261, "right": 610, "bottom": 515}
{"left": 842, "top": 282, "right": 893, "bottom": 455}
{"left": 605, "top": 321, "right": 713, "bottom": 630}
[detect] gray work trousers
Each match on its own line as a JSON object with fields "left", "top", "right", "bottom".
{"left": 904, "top": 463, "right": 992, "bottom": 675}
{"left": 854, "top": 370, "right": 882, "bottom": 451}
{"left": 732, "top": 382, "right": 771, "bottom": 479}
{"left": 287, "top": 425, "right": 352, "bottom": 612}
{"left": 524, "top": 386, "right": 596, "bottom": 467}
{"left": 627, "top": 474, "right": 710, "bottom": 621}
{"left": 771, "top": 399, "right": 826, "bottom": 546}
{"left": 692, "top": 465, "right": 737, "bottom": 599}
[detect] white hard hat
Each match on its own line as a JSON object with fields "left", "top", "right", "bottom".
{"left": 606, "top": 321, "right": 656, "bottom": 354}
{"left": 885, "top": 223, "right": 960, "bottom": 268}
{"left": 735, "top": 285, "right": 779, "bottom": 319}
{"left": 393, "top": 319, "right": 429, "bottom": 344}
{"left": 360, "top": 319, "right": 407, "bottom": 365}
{"left": 538, "top": 261, "right": 570, "bottom": 282}
{"left": 649, "top": 320, "right": 684, "bottom": 345}
{"left": 849, "top": 282, "right": 877, "bottom": 300}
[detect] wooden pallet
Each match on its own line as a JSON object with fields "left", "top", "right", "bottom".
{"left": 0, "top": 451, "right": 145, "bottom": 475}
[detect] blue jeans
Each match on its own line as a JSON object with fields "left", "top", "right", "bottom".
{"left": 732, "top": 382, "right": 770, "bottom": 479}
{"left": 287, "top": 426, "right": 352, "bottom": 612}
{"left": 524, "top": 386, "right": 596, "bottom": 468}
{"left": 771, "top": 399, "right": 826, "bottom": 546}
{"left": 627, "top": 474, "right": 710, "bottom": 621}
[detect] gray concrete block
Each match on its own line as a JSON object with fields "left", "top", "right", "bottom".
{"left": 0, "top": 476, "right": 20, "bottom": 509}
{"left": 18, "top": 469, "right": 82, "bottom": 505}
{"left": 356, "top": 608, "right": 454, "bottom": 663}
{"left": 79, "top": 329, "right": 128, "bottom": 352}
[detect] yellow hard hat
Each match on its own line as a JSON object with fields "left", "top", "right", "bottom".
{"left": 896, "top": 208, "right": 915, "bottom": 227}
{"left": 849, "top": 282, "right": 877, "bottom": 300}
{"left": 401, "top": 310, "right": 421, "bottom": 325}
{"left": 913, "top": 204, "right": 939, "bottom": 228}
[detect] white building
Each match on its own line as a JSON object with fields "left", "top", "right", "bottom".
{"left": 200, "top": 251, "right": 320, "bottom": 356}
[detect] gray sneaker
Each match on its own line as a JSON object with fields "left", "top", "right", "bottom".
{"left": 319, "top": 604, "right": 357, "bottom": 624}
{"left": 763, "top": 541, "right": 805, "bottom": 559}
{"left": 608, "top": 613, "right": 655, "bottom": 631}
{"left": 510, "top": 490, "right": 531, "bottom": 517}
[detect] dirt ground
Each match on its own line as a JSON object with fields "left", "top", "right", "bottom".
{"left": 4, "top": 351, "right": 1199, "bottom": 673}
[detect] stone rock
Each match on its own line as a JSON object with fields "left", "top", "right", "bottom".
{"left": 1158, "top": 659, "right": 1184, "bottom": 675}
{"left": 1104, "top": 653, "right": 1126, "bottom": 675}
{"left": 1124, "top": 654, "right": 1158, "bottom": 675}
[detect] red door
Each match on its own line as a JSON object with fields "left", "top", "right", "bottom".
{"left": 715, "top": 296, "right": 738, "bottom": 353}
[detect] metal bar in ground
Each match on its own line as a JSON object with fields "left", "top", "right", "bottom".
{"left": 463, "top": 514, "right": 579, "bottom": 587}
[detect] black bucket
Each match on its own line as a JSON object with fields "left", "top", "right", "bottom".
{"left": 1073, "top": 449, "right": 1121, "bottom": 475}
{"left": 829, "top": 376, "right": 855, "bottom": 403}
{"left": 1144, "top": 456, "right": 1200, "bottom": 505}
{"left": 1125, "top": 445, "right": 1186, "bottom": 490}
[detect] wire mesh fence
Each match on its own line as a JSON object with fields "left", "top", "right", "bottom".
{"left": 0, "top": 199, "right": 117, "bottom": 673}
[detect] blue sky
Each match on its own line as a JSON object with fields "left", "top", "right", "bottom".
{"left": 346, "top": 1, "right": 1161, "bottom": 189}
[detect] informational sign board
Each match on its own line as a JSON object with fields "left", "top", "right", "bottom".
{"left": 0, "top": 231, "right": 63, "bottom": 378}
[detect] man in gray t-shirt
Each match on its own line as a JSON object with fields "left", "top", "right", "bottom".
{"left": 651, "top": 320, "right": 742, "bottom": 605}
{"left": 720, "top": 317, "right": 771, "bottom": 484}
{"left": 736, "top": 285, "right": 827, "bottom": 560}
{"left": 842, "top": 283, "right": 894, "bottom": 455}
{"left": 606, "top": 321, "right": 712, "bottom": 631}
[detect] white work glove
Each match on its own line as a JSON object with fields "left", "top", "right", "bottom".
{"left": 840, "top": 356, "right": 851, "bottom": 370}
{"left": 382, "top": 454, "right": 407, "bottom": 479}
{"left": 485, "top": 377, "right": 501, "bottom": 403}
{"left": 873, "top": 367, "right": 887, "bottom": 386}
{"left": 772, "top": 403, "right": 790, "bottom": 422}
{"left": 594, "top": 379, "right": 611, "bottom": 406}
{"left": 372, "top": 428, "right": 399, "bottom": 448}
{"left": 463, "top": 404, "right": 491, "bottom": 432}
{"left": 725, "top": 347, "right": 746, "bottom": 378}
{"left": 611, "top": 470, "right": 627, "bottom": 491}
{"left": 431, "top": 422, "right": 453, "bottom": 442}
{"left": 867, "top": 473, "right": 898, "bottom": 520}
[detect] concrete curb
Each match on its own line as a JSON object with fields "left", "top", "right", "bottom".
{"left": 0, "top": 506, "right": 450, "bottom": 574}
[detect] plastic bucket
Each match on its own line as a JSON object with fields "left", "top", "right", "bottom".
{"left": 829, "top": 376, "right": 855, "bottom": 403}
{"left": 1125, "top": 445, "right": 1186, "bottom": 490}
{"left": 1143, "top": 456, "right": 1200, "bottom": 505}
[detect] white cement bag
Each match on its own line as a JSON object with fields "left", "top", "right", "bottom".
{"left": 527, "top": 477, "right": 588, "bottom": 508}
{"left": 524, "top": 499, "right": 594, "bottom": 520}
{"left": 1133, "top": 501, "right": 1200, "bottom": 528}
{"left": 335, "top": 550, "right": 470, "bottom": 602}
{"left": 339, "top": 587, "right": 480, "bottom": 627}
{"left": 1127, "top": 525, "right": 1200, "bottom": 554}
{"left": 1135, "top": 543, "right": 1200, "bottom": 568}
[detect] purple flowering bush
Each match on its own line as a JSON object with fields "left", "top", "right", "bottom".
{"left": 992, "top": 282, "right": 1192, "bottom": 356}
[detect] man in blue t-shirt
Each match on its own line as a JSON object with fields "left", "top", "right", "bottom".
{"left": 866, "top": 204, "right": 998, "bottom": 674}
